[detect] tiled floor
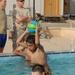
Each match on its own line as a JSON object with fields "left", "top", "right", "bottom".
{"left": 4, "top": 37, "right": 75, "bottom": 53}
{"left": 3, "top": 22, "right": 75, "bottom": 53}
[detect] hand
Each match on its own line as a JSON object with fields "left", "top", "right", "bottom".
{"left": 16, "top": 19, "right": 20, "bottom": 24}
{"left": 26, "top": 15, "right": 32, "bottom": 22}
{"left": 28, "top": 15, "right": 31, "bottom": 17}
{"left": 16, "top": 15, "right": 21, "bottom": 19}
{"left": 36, "top": 26, "right": 41, "bottom": 32}
{"left": 25, "top": 28, "right": 29, "bottom": 33}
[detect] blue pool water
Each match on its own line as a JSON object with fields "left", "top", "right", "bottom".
{"left": 0, "top": 52, "right": 75, "bottom": 75}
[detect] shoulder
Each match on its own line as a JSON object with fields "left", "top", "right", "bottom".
{"left": 22, "top": 7, "right": 27, "bottom": 10}
{"left": 23, "top": 8, "right": 29, "bottom": 12}
{"left": 23, "top": 7, "right": 25, "bottom": 9}
{"left": 36, "top": 44, "right": 43, "bottom": 47}
{"left": 13, "top": 7, "right": 19, "bottom": 12}
{"left": 37, "top": 44, "right": 45, "bottom": 52}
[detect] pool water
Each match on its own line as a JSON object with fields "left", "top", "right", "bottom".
{"left": 0, "top": 52, "right": 75, "bottom": 75}
{"left": 0, "top": 55, "right": 32, "bottom": 75}
{"left": 50, "top": 58, "right": 75, "bottom": 75}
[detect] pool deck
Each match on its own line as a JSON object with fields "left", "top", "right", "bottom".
{"left": 4, "top": 34, "right": 75, "bottom": 53}
{"left": 3, "top": 22, "right": 75, "bottom": 53}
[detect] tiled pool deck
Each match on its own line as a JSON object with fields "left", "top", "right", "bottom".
{"left": 4, "top": 22, "right": 75, "bottom": 53}
{"left": 4, "top": 37, "right": 75, "bottom": 53}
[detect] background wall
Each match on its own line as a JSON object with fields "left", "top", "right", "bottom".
{"left": 6, "top": 0, "right": 44, "bottom": 15}
{"left": 6, "top": 0, "right": 64, "bottom": 16}
{"left": 6, "top": 0, "right": 31, "bottom": 15}
{"left": 60, "top": 0, "right": 64, "bottom": 15}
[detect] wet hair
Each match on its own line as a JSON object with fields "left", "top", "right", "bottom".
{"left": 26, "top": 35, "right": 35, "bottom": 44}
{"left": 32, "top": 64, "right": 45, "bottom": 74}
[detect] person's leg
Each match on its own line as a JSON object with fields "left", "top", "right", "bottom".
{"left": 12, "top": 29, "right": 24, "bottom": 50}
{"left": 12, "top": 29, "right": 26, "bottom": 51}
{"left": 12, "top": 38, "right": 17, "bottom": 50}
{"left": 12, "top": 29, "right": 17, "bottom": 50}
{"left": 0, "top": 34, "right": 7, "bottom": 53}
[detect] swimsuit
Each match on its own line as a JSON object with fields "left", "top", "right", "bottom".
{"left": 0, "top": 34, "right": 7, "bottom": 48}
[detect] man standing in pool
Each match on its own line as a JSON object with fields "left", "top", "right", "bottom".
{"left": 13, "top": 26, "right": 52, "bottom": 75}
{"left": 0, "top": 0, "right": 7, "bottom": 53}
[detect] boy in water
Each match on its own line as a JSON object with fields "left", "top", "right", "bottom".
{"left": 13, "top": 26, "right": 52, "bottom": 75}
{"left": 32, "top": 64, "right": 45, "bottom": 75}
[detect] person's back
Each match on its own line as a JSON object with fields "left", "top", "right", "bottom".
{"left": 32, "top": 64, "right": 45, "bottom": 75}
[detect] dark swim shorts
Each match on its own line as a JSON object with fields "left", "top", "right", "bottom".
{"left": 0, "top": 34, "right": 7, "bottom": 48}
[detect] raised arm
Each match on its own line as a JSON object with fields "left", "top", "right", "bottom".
{"left": 16, "top": 29, "right": 29, "bottom": 47}
{"left": 35, "top": 26, "right": 40, "bottom": 45}
{"left": 13, "top": 45, "right": 30, "bottom": 60}
{"left": 13, "top": 46, "right": 25, "bottom": 56}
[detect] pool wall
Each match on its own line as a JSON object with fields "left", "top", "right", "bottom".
{"left": 0, "top": 51, "right": 75, "bottom": 59}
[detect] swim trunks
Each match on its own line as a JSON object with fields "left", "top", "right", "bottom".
{"left": 0, "top": 34, "right": 7, "bottom": 48}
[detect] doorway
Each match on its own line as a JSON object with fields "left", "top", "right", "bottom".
{"left": 44, "top": 0, "right": 60, "bottom": 16}
{"left": 64, "top": 0, "right": 70, "bottom": 14}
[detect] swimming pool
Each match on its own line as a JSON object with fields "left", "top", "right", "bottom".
{"left": 0, "top": 52, "right": 75, "bottom": 75}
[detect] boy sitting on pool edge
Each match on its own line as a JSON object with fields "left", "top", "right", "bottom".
{"left": 13, "top": 26, "right": 52, "bottom": 75}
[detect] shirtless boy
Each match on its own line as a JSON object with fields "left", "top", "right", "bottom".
{"left": 13, "top": 26, "right": 52, "bottom": 75}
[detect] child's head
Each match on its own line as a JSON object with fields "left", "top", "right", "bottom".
{"left": 26, "top": 35, "right": 36, "bottom": 52}
{"left": 32, "top": 64, "right": 45, "bottom": 75}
